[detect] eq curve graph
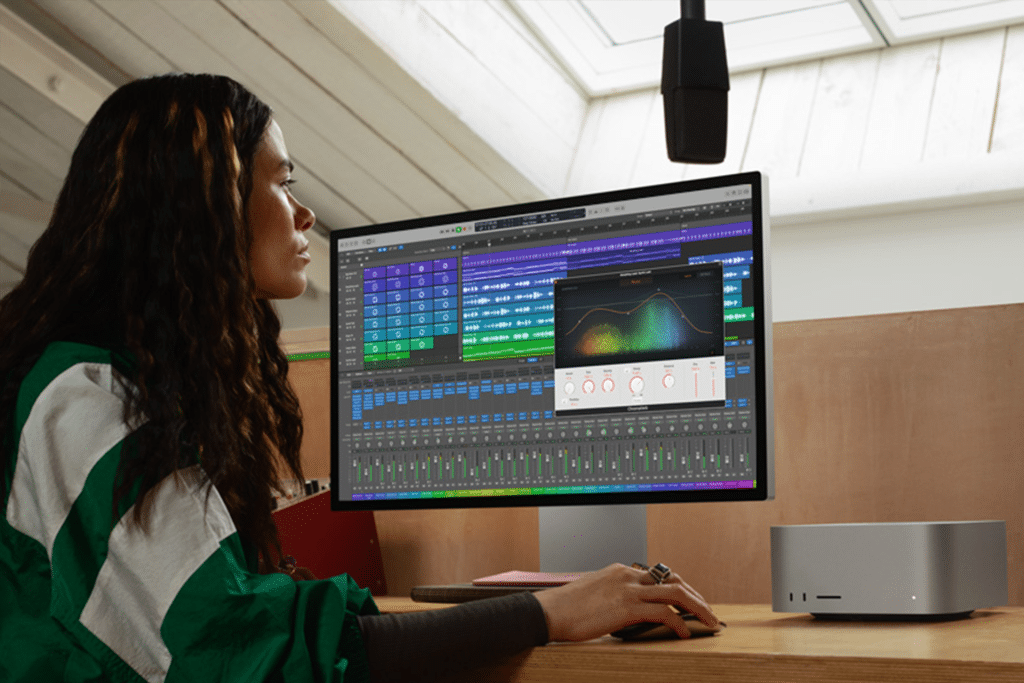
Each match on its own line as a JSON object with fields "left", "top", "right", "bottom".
{"left": 565, "top": 291, "right": 712, "bottom": 352}
{"left": 554, "top": 264, "right": 724, "bottom": 369}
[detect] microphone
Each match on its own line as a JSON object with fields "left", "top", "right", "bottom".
{"left": 661, "top": 0, "right": 730, "bottom": 163}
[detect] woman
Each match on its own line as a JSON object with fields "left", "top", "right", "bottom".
{"left": 0, "top": 73, "right": 719, "bottom": 682}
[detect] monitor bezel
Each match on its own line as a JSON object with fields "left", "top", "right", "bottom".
{"left": 329, "top": 171, "right": 773, "bottom": 511}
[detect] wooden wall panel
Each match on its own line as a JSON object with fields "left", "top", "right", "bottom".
{"left": 416, "top": 0, "right": 585, "bottom": 152}
{"left": 798, "top": 50, "right": 879, "bottom": 177}
{"left": 372, "top": 507, "right": 540, "bottom": 597}
{"left": 222, "top": 0, "right": 514, "bottom": 212}
{"left": 0, "top": 136, "right": 62, "bottom": 201}
{"left": 628, "top": 89, "right": 685, "bottom": 188}
{"left": 737, "top": 60, "right": 821, "bottom": 180}
{"left": 142, "top": 0, "right": 437, "bottom": 223}
{"left": 29, "top": 0, "right": 169, "bottom": 84}
{"left": 859, "top": 40, "right": 939, "bottom": 168}
{"left": 564, "top": 26, "right": 1023, "bottom": 205}
{"left": 991, "top": 24, "right": 1024, "bottom": 153}
{"left": 0, "top": 66, "right": 82, "bottom": 155}
{"left": 288, "top": 304, "right": 1024, "bottom": 604}
{"left": 923, "top": 29, "right": 1005, "bottom": 161}
{"left": 567, "top": 67, "right": 764, "bottom": 192}
{"left": 650, "top": 302, "right": 1024, "bottom": 605}
{"left": 564, "top": 90, "right": 654, "bottom": 196}
{"left": 0, "top": 103, "right": 71, "bottom": 181}
{"left": 287, "top": 359, "right": 332, "bottom": 481}
{"left": 335, "top": 0, "right": 585, "bottom": 198}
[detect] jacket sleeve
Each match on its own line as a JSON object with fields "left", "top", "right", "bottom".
{"left": 7, "top": 348, "right": 377, "bottom": 683}
{"left": 358, "top": 592, "right": 549, "bottom": 682}
{"left": 67, "top": 463, "right": 379, "bottom": 683}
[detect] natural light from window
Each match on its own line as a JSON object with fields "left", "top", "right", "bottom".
{"left": 509, "top": 0, "right": 1024, "bottom": 96}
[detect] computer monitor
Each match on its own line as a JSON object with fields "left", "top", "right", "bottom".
{"left": 330, "top": 172, "right": 773, "bottom": 568}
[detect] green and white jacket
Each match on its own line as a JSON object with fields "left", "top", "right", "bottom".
{"left": 1, "top": 342, "right": 377, "bottom": 682}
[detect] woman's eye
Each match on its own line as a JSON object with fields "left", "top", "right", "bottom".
{"left": 282, "top": 178, "right": 296, "bottom": 188}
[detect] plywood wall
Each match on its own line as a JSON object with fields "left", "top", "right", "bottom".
{"left": 649, "top": 302, "right": 1024, "bottom": 606}
{"left": 287, "top": 303, "right": 1024, "bottom": 604}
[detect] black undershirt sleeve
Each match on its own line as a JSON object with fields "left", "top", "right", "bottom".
{"left": 356, "top": 592, "right": 550, "bottom": 683}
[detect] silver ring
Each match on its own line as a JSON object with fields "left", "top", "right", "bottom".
{"left": 649, "top": 562, "right": 672, "bottom": 584}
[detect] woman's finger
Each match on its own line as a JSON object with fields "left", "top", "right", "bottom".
{"left": 623, "top": 601, "right": 694, "bottom": 639}
{"left": 651, "top": 568, "right": 709, "bottom": 605}
{"left": 640, "top": 582, "right": 721, "bottom": 629}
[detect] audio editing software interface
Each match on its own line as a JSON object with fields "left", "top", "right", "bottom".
{"left": 334, "top": 184, "right": 761, "bottom": 502}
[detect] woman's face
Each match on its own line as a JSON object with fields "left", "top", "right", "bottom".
{"left": 247, "top": 119, "right": 315, "bottom": 299}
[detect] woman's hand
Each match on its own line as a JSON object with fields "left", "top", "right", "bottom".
{"left": 532, "top": 563, "right": 721, "bottom": 642}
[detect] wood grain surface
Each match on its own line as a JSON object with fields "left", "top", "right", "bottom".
{"left": 374, "top": 600, "right": 1024, "bottom": 683}
{"left": 287, "top": 304, "right": 1024, "bottom": 603}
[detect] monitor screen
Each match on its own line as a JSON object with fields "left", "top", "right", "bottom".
{"left": 330, "top": 172, "right": 773, "bottom": 510}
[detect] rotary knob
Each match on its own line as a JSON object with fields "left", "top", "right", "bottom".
{"left": 564, "top": 381, "right": 575, "bottom": 395}
{"left": 629, "top": 376, "right": 644, "bottom": 393}
{"left": 602, "top": 378, "right": 615, "bottom": 393}
{"left": 663, "top": 374, "right": 675, "bottom": 388}
{"left": 582, "top": 379, "right": 595, "bottom": 394}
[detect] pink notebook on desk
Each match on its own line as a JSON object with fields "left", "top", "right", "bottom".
{"left": 412, "top": 570, "right": 584, "bottom": 603}
{"left": 472, "top": 570, "right": 584, "bottom": 586}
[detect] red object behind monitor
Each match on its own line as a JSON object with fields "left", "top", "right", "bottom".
{"left": 273, "top": 490, "right": 387, "bottom": 595}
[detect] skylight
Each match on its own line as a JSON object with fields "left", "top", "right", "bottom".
{"left": 510, "top": 0, "right": 1024, "bottom": 96}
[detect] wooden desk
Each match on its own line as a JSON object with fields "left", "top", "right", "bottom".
{"left": 375, "top": 599, "right": 1024, "bottom": 682}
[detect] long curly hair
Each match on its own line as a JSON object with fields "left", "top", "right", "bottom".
{"left": 0, "top": 73, "right": 304, "bottom": 567}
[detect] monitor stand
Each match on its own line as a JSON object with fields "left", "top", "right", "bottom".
{"left": 538, "top": 504, "right": 647, "bottom": 572}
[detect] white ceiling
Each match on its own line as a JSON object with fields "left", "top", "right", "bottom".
{"left": 2, "top": 0, "right": 1023, "bottom": 305}
{"left": 0, "top": 0, "right": 552, "bottom": 299}
{"left": 513, "top": 0, "right": 1024, "bottom": 95}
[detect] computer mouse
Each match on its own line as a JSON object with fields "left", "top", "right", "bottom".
{"left": 611, "top": 610, "right": 724, "bottom": 640}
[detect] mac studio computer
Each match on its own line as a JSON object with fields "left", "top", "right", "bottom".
{"left": 329, "top": 171, "right": 774, "bottom": 572}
